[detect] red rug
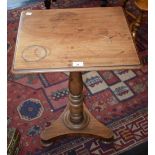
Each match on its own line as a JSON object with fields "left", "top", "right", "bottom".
{"left": 7, "top": 0, "right": 148, "bottom": 154}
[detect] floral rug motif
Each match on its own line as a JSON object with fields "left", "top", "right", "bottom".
{"left": 7, "top": 0, "right": 148, "bottom": 154}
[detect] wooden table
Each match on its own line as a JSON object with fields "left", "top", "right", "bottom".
{"left": 12, "top": 7, "right": 141, "bottom": 146}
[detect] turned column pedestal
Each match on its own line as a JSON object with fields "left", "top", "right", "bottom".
{"left": 40, "top": 72, "right": 114, "bottom": 146}
{"left": 64, "top": 72, "right": 89, "bottom": 130}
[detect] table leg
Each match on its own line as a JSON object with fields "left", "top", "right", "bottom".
{"left": 123, "top": 0, "right": 129, "bottom": 8}
{"left": 130, "top": 10, "right": 144, "bottom": 39}
{"left": 40, "top": 72, "right": 114, "bottom": 147}
{"left": 44, "top": 0, "right": 51, "bottom": 9}
{"left": 63, "top": 72, "right": 90, "bottom": 130}
{"left": 101, "top": 0, "right": 108, "bottom": 7}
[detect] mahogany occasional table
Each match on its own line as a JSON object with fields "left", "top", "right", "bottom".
{"left": 12, "top": 7, "right": 141, "bottom": 146}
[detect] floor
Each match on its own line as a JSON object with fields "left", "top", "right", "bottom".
{"left": 7, "top": 0, "right": 43, "bottom": 10}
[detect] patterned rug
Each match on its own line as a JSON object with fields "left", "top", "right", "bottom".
{"left": 7, "top": 0, "right": 148, "bottom": 154}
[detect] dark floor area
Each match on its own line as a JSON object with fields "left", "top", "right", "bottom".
{"left": 120, "top": 141, "right": 148, "bottom": 155}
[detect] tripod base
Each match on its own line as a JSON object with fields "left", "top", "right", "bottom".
{"left": 40, "top": 104, "right": 114, "bottom": 147}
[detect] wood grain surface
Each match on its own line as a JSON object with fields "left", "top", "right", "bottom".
{"left": 12, "top": 7, "right": 141, "bottom": 73}
{"left": 135, "top": 0, "right": 148, "bottom": 11}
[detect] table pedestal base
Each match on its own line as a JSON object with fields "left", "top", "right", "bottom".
{"left": 40, "top": 72, "right": 113, "bottom": 147}
{"left": 41, "top": 105, "right": 113, "bottom": 147}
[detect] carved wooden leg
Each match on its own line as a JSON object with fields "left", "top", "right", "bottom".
{"left": 40, "top": 72, "right": 114, "bottom": 147}
{"left": 130, "top": 10, "right": 143, "bottom": 39}
{"left": 101, "top": 0, "right": 108, "bottom": 7}
{"left": 63, "top": 72, "right": 90, "bottom": 130}
{"left": 44, "top": 0, "right": 51, "bottom": 9}
{"left": 123, "top": 0, "right": 129, "bottom": 8}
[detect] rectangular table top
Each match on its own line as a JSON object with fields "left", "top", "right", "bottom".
{"left": 12, "top": 7, "right": 141, "bottom": 73}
